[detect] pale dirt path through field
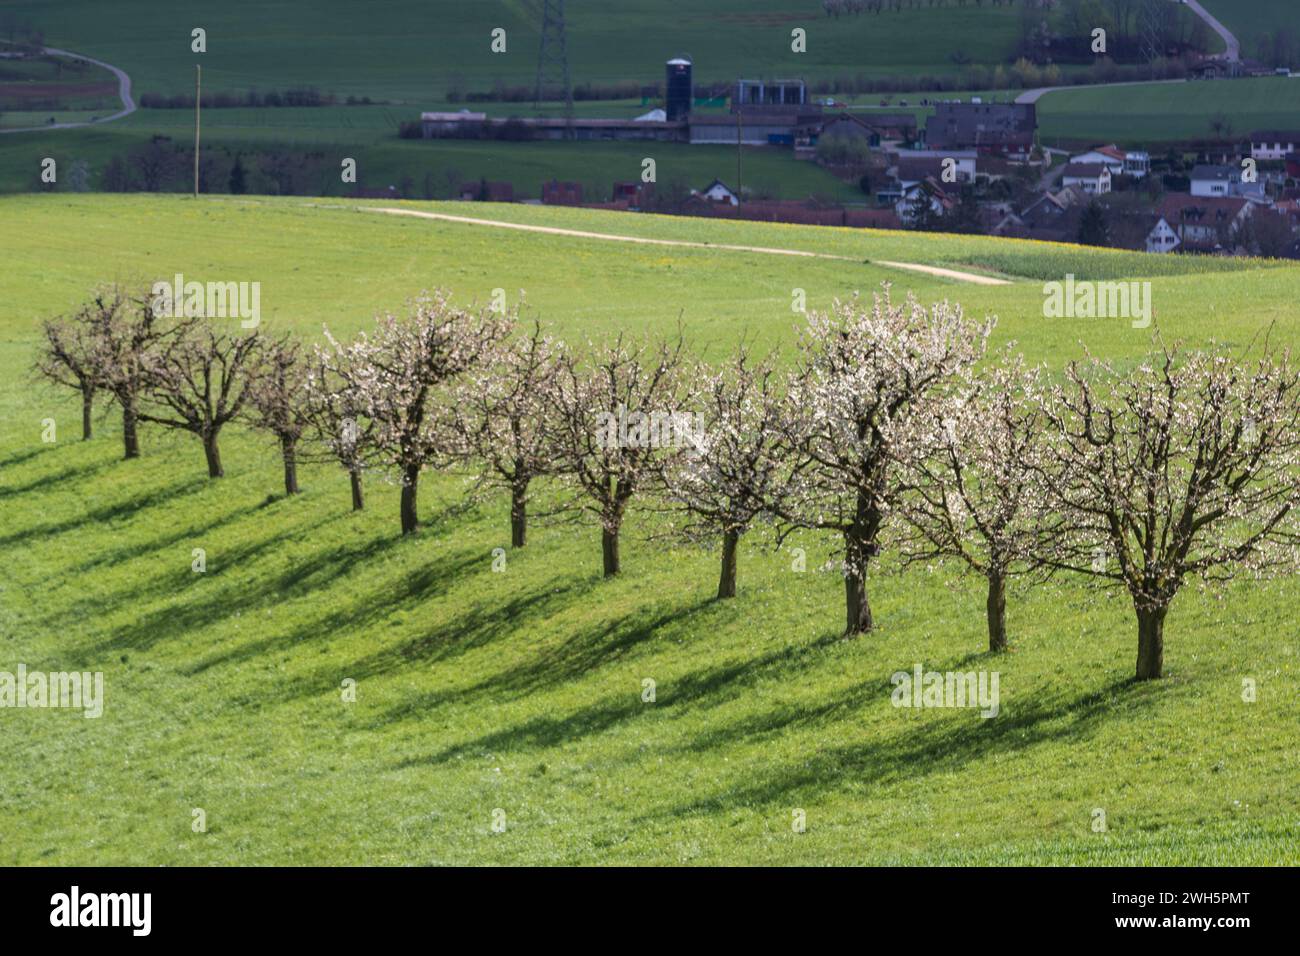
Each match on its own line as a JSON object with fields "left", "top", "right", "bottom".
{"left": 366, "top": 206, "right": 1013, "bottom": 286}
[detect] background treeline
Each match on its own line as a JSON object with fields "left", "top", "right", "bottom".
{"left": 35, "top": 284, "right": 1300, "bottom": 686}
{"left": 138, "top": 87, "right": 379, "bottom": 109}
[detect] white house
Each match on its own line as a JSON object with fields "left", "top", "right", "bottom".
{"left": 695, "top": 179, "right": 739, "bottom": 205}
{"left": 1123, "top": 151, "right": 1150, "bottom": 178}
{"left": 1189, "top": 164, "right": 1233, "bottom": 197}
{"left": 1070, "top": 144, "right": 1149, "bottom": 179}
{"left": 1061, "top": 163, "right": 1111, "bottom": 195}
{"left": 1144, "top": 217, "right": 1180, "bottom": 254}
{"left": 1249, "top": 130, "right": 1300, "bottom": 161}
{"left": 1069, "top": 144, "right": 1125, "bottom": 173}
{"left": 894, "top": 179, "right": 951, "bottom": 224}
{"left": 1189, "top": 164, "right": 1268, "bottom": 202}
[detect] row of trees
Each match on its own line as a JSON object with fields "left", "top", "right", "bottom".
{"left": 36, "top": 285, "right": 1300, "bottom": 681}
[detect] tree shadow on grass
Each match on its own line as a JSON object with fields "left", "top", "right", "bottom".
{"left": 639, "top": 672, "right": 1171, "bottom": 822}
{"left": 452, "top": 595, "right": 716, "bottom": 705}
{"left": 0, "top": 445, "right": 57, "bottom": 471}
{"left": 69, "top": 506, "right": 376, "bottom": 663}
{"left": 0, "top": 474, "right": 210, "bottom": 549}
{"left": 393, "top": 629, "right": 844, "bottom": 768}
{"left": 0, "top": 457, "right": 117, "bottom": 500}
{"left": 66, "top": 490, "right": 290, "bottom": 576}
{"left": 251, "top": 574, "right": 595, "bottom": 713}
{"left": 182, "top": 541, "right": 485, "bottom": 680}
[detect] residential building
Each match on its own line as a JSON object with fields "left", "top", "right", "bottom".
{"left": 894, "top": 149, "right": 977, "bottom": 184}
{"left": 1061, "top": 163, "right": 1112, "bottom": 195}
{"left": 1157, "top": 194, "right": 1253, "bottom": 250}
{"left": 1144, "top": 217, "right": 1180, "bottom": 254}
{"left": 695, "top": 179, "right": 739, "bottom": 205}
{"left": 1190, "top": 164, "right": 1267, "bottom": 202}
{"left": 1249, "top": 130, "right": 1300, "bottom": 161}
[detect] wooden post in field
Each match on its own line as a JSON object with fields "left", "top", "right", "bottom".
{"left": 735, "top": 110, "right": 741, "bottom": 197}
{"left": 193, "top": 64, "right": 201, "bottom": 197}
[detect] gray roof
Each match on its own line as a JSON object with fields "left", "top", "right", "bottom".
{"left": 1190, "top": 164, "right": 1235, "bottom": 181}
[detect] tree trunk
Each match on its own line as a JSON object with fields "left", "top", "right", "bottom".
{"left": 281, "top": 436, "right": 299, "bottom": 495}
{"left": 601, "top": 526, "right": 620, "bottom": 577}
{"left": 510, "top": 479, "right": 528, "bottom": 548}
{"left": 717, "top": 529, "right": 739, "bottom": 599}
{"left": 349, "top": 468, "right": 364, "bottom": 511}
{"left": 986, "top": 570, "right": 1008, "bottom": 652}
{"left": 203, "top": 431, "right": 223, "bottom": 478}
{"left": 844, "top": 565, "right": 873, "bottom": 634}
{"left": 81, "top": 385, "right": 94, "bottom": 440}
{"left": 399, "top": 463, "right": 420, "bottom": 534}
{"left": 843, "top": 522, "right": 876, "bottom": 636}
{"left": 1135, "top": 604, "right": 1167, "bottom": 680}
{"left": 122, "top": 397, "right": 140, "bottom": 459}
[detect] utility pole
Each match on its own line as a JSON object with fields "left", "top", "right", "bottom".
{"left": 736, "top": 109, "right": 742, "bottom": 197}
{"left": 193, "top": 64, "right": 201, "bottom": 197}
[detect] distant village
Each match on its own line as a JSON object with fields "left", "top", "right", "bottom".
{"left": 416, "top": 55, "right": 1300, "bottom": 259}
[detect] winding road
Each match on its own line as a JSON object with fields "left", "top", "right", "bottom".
{"left": 0, "top": 45, "right": 135, "bottom": 135}
{"left": 1016, "top": 0, "right": 1242, "bottom": 106}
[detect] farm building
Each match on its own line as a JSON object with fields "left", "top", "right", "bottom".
{"left": 924, "top": 102, "right": 1036, "bottom": 159}
{"left": 542, "top": 180, "right": 583, "bottom": 205}
{"left": 735, "top": 78, "right": 807, "bottom": 107}
{"left": 798, "top": 113, "right": 919, "bottom": 155}
{"left": 688, "top": 107, "right": 824, "bottom": 146}
{"left": 458, "top": 180, "right": 514, "bottom": 202}
{"left": 422, "top": 114, "right": 685, "bottom": 142}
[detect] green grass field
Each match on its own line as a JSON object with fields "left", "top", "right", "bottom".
{"left": 1201, "top": 0, "right": 1297, "bottom": 59}
{"left": 0, "top": 0, "right": 1257, "bottom": 198}
{"left": 1, "top": 194, "right": 1298, "bottom": 864}
{"left": 1036, "top": 76, "right": 1300, "bottom": 145}
{"left": 0, "top": 0, "right": 1039, "bottom": 99}
{"left": 0, "top": 107, "right": 866, "bottom": 199}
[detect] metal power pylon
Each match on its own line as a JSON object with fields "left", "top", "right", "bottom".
{"left": 534, "top": 0, "right": 573, "bottom": 118}
{"left": 1139, "top": 0, "right": 1166, "bottom": 63}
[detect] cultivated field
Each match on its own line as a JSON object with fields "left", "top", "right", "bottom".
{"left": 2, "top": 194, "right": 1298, "bottom": 864}
{"left": 0, "top": 0, "right": 1037, "bottom": 98}
{"left": 1035, "top": 76, "right": 1300, "bottom": 145}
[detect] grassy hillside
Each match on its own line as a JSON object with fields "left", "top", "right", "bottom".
{"left": 1201, "top": 0, "right": 1297, "bottom": 58}
{"left": 0, "top": 106, "right": 865, "bottom": 200}
{"left": 2, "top": 195, "right": 1298, "bottom": 864}
{"left": 1036, "top": 76, "right": 1300, "bottom": 145}
{"left": 0, "top": 0, "right": 1037, "bottom": 99}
